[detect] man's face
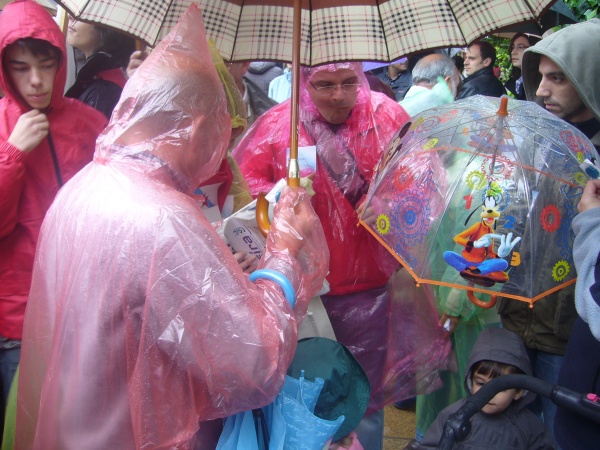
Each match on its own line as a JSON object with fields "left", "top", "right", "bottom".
{"left": 471, "top": 370, "right": 523, "bottom": 415}
{"left": 307, "top": 68, "right": 359, "bottom": 125}
{"left": 390, "top": 59, "right": 408, "bottom": 73}
{"left": 464, "top": 45, "right": 490, "bottom": 76}
{"left": 536, "top": 56, "right": 593, "bottom": 123}
{"left": 5, "top": 44, "right": 58, "bottom": 110}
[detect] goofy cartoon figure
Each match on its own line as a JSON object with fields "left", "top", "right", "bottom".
{"left": 443, "top": 187, "right": 521, "bottom": 287}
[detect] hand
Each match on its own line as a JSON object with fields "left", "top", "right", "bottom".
{"left": 126, "top": 50, "right": 149, "bottom": 79}
{"left": 578, "top": 179, "right": 600, "bottom": 213}
{"left": 233, "top": 251, "right": 258, "bottom": 274}
{"left": 496, "top": 233, "right": 521, "bottom": 258}
{"left": 356, "top": 200, "right": 376, "bottom": 225}
{"left": 270, "top": 186, "right": 320, "bottom": 256}
{"left": 439, "top": 313, "right": 460, "bottom": 336}
{"left": 8, "top": 110, "right": 49, "bottom": 153}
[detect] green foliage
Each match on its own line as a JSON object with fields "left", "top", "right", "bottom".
{"left": 483, "top": 36, "right": 511, "bottom": 83}
{"left": 564, "top": 0, "right": 599, "bottom": 20}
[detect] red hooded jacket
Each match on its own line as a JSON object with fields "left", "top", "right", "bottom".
{"left": 0, "top": 0, "right": 107, "bottom": 340}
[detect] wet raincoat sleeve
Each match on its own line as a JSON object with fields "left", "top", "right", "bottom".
{"left": 0, "top": 142, "right": 25, "bottom": 236}
{"left": 15, "top": 5, "right": 328, "bottom": 449}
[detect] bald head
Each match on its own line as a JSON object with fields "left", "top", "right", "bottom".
{"left": 412, "top": 54, "right": 461, "bottom": 98}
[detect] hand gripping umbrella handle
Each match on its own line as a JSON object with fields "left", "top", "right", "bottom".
{"left": 249, "top": 269, "right": 296, "bottom": 309}
{"left": 467, "top": 290, "right": 498, "bottom": 309}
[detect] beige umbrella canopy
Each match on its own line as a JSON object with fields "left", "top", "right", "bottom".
{"left": 52, "top": 0, "right": 559, "bottom": 200}
{"left": 54, "top": 0, "right": 559, "bottom": 64}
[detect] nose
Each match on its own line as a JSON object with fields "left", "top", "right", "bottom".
{"left": 30, "top": 68, "right": 43, "bottom": 86}
{"left": 536, "top": 77, "right": 550, "bottom": 98}
{"left": 330, "top": 85, "right": 346, "bottom": 101}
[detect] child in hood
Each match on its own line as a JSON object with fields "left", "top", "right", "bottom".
{"left": 419, "top": 327, "right": 555, "bottom": 449}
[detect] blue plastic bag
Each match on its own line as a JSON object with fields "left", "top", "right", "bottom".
{"left": 217, "top": 373, "right": 344, "bottom": 450}
{"left": 216, "top": 407, "right": 262, "bottom": 450}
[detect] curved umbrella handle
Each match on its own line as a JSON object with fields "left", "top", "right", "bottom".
{"left": 467, "top": 290, "right": 498, "bottom": 309}
{"left": 249, "top": 269, "right": 296, "bottom": 309}
{"left": 256, "top": 192, "right": 271, "bottom": 237}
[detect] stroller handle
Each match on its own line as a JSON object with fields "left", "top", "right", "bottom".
{"left": 438, "top": 374, "right": 600, "bottom": 450}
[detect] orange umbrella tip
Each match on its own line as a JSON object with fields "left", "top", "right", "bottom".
{"left": 497, "top": 96, "right": 509, "bottom": 117}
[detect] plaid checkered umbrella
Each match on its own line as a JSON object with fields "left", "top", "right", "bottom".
{"left": 56, "top": 0, "right": 560, "bottom": 65}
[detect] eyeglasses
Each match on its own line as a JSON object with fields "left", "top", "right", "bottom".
{"left": 309, "top": 81, "right": 360, "bottom": 96}
{"left": 510, "top": 44, "right": 529, "bottom": 52}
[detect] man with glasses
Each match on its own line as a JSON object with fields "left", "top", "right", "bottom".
{"left": 456, "top": 41, "right": 505, "bottom": 99}
{"left": 233, "top": 62, "right": 409, "bottom": 449}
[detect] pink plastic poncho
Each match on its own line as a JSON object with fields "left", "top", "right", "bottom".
{"left": 16, "top": 5, "right": 328, "bottom": 450}
{"left": 233, "top": 63, "right": 410, "bottom": 295}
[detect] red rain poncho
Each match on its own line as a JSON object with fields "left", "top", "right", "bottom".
{"left": 233, "top": 63, "right": 410, "bottom": 295}
{"left": 16, "top": 5, "right": 328, "bottom": 449}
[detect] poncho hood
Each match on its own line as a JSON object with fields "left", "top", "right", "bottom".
{"left": 94, "top": 5, "right": 231, "bottom": 194}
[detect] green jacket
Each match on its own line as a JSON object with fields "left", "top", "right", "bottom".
{"left": 498, "top": 285, "right": 576, "bottom": 356}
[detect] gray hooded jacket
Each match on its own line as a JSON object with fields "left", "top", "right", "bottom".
{"left": 522, "top": 19, "right": 600, "bottom": 147}
{"left": 420, "top": 328, "right": 555, "bottom": 449}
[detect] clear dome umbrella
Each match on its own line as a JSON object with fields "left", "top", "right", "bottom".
{"left": 360, "top": 95, "right": 599, "bottom": 308}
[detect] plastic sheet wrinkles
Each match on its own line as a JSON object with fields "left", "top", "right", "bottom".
{"left": 15, "top": 5, "right": 329, "bottom": 450}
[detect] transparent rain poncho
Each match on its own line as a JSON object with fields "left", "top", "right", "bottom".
{"left": 16, "top": 5, "right": 328, "bottom": 449}
{"left": 233, "top": 62, "right": 410, "bottom": 294}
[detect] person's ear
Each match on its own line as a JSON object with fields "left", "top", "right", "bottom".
{"left": 483, "top": 57, "right": 492, "bottom": 67}
{"left": 513, "top": 389, "right": 525, "bottom": 400}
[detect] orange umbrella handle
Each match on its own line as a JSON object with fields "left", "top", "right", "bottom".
{"left": 256, "top": 193, "right": 271, "bottom": 237}
{"left": 467, "top": 290, "right": 498, "bottom": 309}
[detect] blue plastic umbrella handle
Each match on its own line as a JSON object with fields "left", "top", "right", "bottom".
{"left": 249, "top": 269, "right": 296, "bottom": 309}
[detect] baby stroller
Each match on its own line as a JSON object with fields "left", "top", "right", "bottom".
{"left": 438, "top": 374, "right": 600, "bottom": 449}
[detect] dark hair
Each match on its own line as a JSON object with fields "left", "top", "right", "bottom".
{"left": 365, "top": 73, "right": 395, "bottom": 100}
{"left": 8, "top": 37, "right": 61, "bottom": 64}
{"left": 469, "top": 41, "right": 497, "bottom": 67}
{"left": 508, "top": 33, "right": 542, "bottom": 80}
{"left": 472, "top": 359, "right": 524, "bottom": 380}
{"left": 93, "top": 25, "right": 136, "bottom": 67}
{"left": 451, "top": 55, "right": 464, "bottom": 74}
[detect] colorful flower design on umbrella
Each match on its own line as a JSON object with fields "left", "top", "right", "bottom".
{"left": 390, "top": 189, "right": 431, "bottom": 247}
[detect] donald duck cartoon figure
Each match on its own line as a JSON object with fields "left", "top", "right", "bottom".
{"left": 443, "top": 185, "right": 521, "bottom": 287}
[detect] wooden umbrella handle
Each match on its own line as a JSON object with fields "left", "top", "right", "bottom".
{"left": 256, "top": 193, "right": 271, "bottom": 237}
{"left": 467, "top": 290, "right": 498, "bottom": 309}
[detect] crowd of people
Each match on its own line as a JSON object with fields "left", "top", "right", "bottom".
{"left": 1, "top": 0, "right": 599, "bottom": 449}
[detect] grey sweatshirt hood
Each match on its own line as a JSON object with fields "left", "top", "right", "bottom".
{"left": 248, "top": 61, "right": 279, "bottom": 74}
{"left": 522, "top": 19, "right": 600, "bottom": 123}
{"left": 465, "top": 328, "right": 534, "bottom": 409}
